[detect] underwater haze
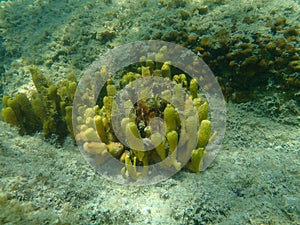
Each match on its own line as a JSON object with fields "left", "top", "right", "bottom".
{"left": 0, "top": 0, "right": 299, "bottom": 224}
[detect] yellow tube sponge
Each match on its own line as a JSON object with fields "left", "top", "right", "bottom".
{"left": 67, "top": 81, "right": 77, "bottom": 101}
{"left": 4, "top": 93, "right": 40, "bottom": 134}
{"left": 189, "top": 78, "right": 198, "bottom": 99}
{"left": 103, "top": 96, "right": 113, "bottom": 119}
{"left": 146, "top": 60, "right": 154, "bottom": 73}
{"left": 181, "top": 116, "right": 198, "bottom": 160}
{"left": 107, "top": 142, "right": 124, "bottom": 157}
{"left": 15, "top": 93, "right": 37, "bottom": 130}
{"left": 197, "top": 101, "right": 209, "bottom": 122}
{"left": 84, "top": 128, "right": 100, "bottom": 142}
{"left": 125, "top": 122, "right": 144, "bottom": 161}
{"left": 106, "top": 84, "right": 116, "bottom": 96}
{"left": 94, "top": 115, "right": 107, "bottom": 144}
{"left": 83, "top": 142, "right": 107, "bottom": 155}
{"left": 167, "top": 130, "right": 178, "bottom": 153}
{"left": 142, "top": 66, "right": 151, "bottom": 77}
{"left": 197, "top": 120, "right": 211, "bottom": 148}
{"left": 185, "top": 148, "right": 205, "bottom": 173}
{"left": 151, "top": 132, "right": 166, "bottom": 160}
{"left": 1, "top": 107, "right": 18, "bottom": 127}
{"left": 122, "top": 154, "right": 140, "bottom": 180}
{"left": 6, "top": 97, "right": 21, "bottom": 122}
{"left": 32, "top": 93, "right": 47, "bottom": 122}
{"left": 161, "top": 62, "right": 171, "bottom": 78}
{"left": 166, "top": 130, "right": 181, "bottom": 171}
{"left": 100, "top": 65, "right": 109, "bottom": 77}
{"left": 164, "top": 104, "right": 177, "bottom": 133}
{"left": 28, "top": 65, "right": 51, "bottom": 94}
{"left": 42, "top": 118, "right": 56, "bottom": 138}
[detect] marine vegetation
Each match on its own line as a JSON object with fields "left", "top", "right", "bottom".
{"left": 1, "top": 58, "right": 213, "bottom": 179}
{"left": 1, "top": 66, "right": 77, "bottom": 143}
{"left": 72, "top": 58, "right": 214, "bottom": 180}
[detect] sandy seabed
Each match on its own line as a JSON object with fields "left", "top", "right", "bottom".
{"left": 0, "top": 102, "right": 299, "bottom": 224}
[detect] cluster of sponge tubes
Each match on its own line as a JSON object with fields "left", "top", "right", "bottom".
{"left": 75, "top": 61, "right": 214, "bottom": 181}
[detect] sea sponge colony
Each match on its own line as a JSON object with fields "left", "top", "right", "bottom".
{"left": 1, "top": 58, "right": 213, "bottom": 179}
{"left": 73, "top": 60, "right": 213, "bottom": 180}
{"left": 1, "top": 66, "right": 77, "bottom": 143}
